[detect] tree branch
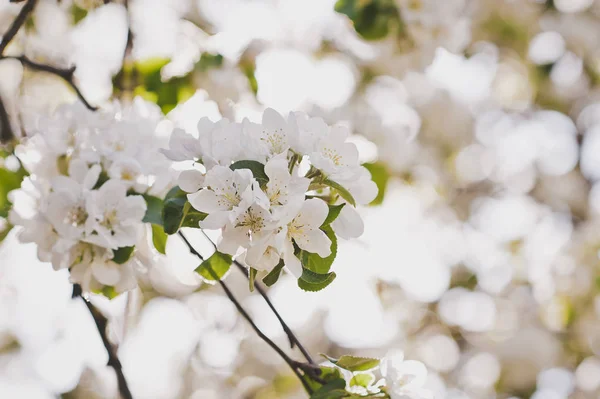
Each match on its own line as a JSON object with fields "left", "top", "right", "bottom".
{"left": 72, "top": 284, "right": 134, "bottom": 399}
{"left": 197, "top": 229, "right": 315, "bottom": 364}
{"left": 177, "top": 232, "right": 316, "bottom": 394}
{"left": 0, "top": 55, "right": 98, "bottom": 111}
{"left": 0, "top": 0, "right": 37, "bottom": 55}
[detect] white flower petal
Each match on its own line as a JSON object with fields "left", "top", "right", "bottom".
{"left": 188, "top": 189, "right": 229, "bottom": 213}
{"left": 295, "top": 229, "right": 332, "bottom": 258}
{"left": 331, "top": 205, "right": 364, "bottom": 239}
{"left": 294, "top": 198, "right": 329, "bottom": 228}
{"left": 91, "top": 261, "right": 122, "bottom": 286}
{"left": 178, "top": 169, "right": 205, "bottom": 193}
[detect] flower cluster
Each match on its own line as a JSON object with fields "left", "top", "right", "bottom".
{"left": 163, "top": 108, "right": 377, "bottom": 283}
{"left": 9, "top": 99, "right": 173, "bottom": 294}
{"left": 318, "top": 351, "right": 432, "bottom": 399}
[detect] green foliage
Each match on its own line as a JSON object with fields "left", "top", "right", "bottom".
{"left": 363, "top": 162, "right": 389, "bottom": 206}
{"left": 161, "top": 187, "right": 207, "bottom": 234}
{"left": 349, "top": 372, "right": 375, "bottom": 388}
{"left": 334, "top": 0, "right": 404, "bottom": 41}
{"left": 195, "top": 252, "right": 233, "bottom": 282}
{"left": 230, "top": 160, "right": 269, "bottom": 187}
{"left": 298, "top": 268, "right": 337, "bottom": 292}
{"left": 263, "top": 260, "right": 285, "bottom": 287}
{"left": 300, "top": 225, "right": 337, "bottom": 275}
{"left": 113, "top": 53, "right": 224, "bottom": 114}
{"left": 151, "top": 224, "right": 168, "bottom": 254}
{"left": 322, "top": 204, "right": 345, "bottom": 227}
{"left": 321, "top": 354, "right": 381, "bottom": 372}
{"left": 142, "top": 194, "right": 164, "bottom": 225}
{"left": 111, "top": 246, "right": 135, "bottom": 264}
{"left": 322, "top": 178, "right": 356, "bottom": 207}
{"left": 70, "top": 4, "right": 88, "bottom": 24}
{"left": 310, "top": 378, "right": 348, "bottom": 399}
{"left": 303, "top": 366, "right": 345, "bottom": 396}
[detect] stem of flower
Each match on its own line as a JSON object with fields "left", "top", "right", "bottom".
{"left": 72, "top": 284, "right": 134, "bottom": 399}
{"left": 177, "top": 231, "right": 315, "bottom": 394}
{"left": 196, "top": 229, "right": 316, "bottom": 365}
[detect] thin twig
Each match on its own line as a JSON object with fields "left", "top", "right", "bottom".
{"left": 197, "top": 229, "right": 316, "bottom": 364}
{"left": 0, "top": 55, "right": 98, "bottom": 110}
{"left": 0, "top": 0, "right": 37, "bottom": 55}
{"left": 72, "top": 284, "right": 134, "bottom": 399}
{"left": 177, "top": 232, "right": 315, "bottom": 394}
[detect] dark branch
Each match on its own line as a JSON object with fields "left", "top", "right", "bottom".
{"left": 197, "top": 229, "right": 315, "bottom": 364}
{"left": 0, "top": 0, "right": 37, "bottom": 55}
{"left": 72, "top": 284, "right": 134, "bottom": 399}
{"left": 177, "top": 232, "right": 316, "bottom": 394}
{"left": 0, "top": 55, "right": 98, "bottom": 110}
{"left": 0, "top": 95, "right": 14, "bottom": 144}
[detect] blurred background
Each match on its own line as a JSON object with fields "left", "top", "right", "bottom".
{"left": 2, "top": 0, "right": 600, "bottom": 398}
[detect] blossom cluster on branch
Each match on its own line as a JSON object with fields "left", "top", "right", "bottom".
{"left": 9, "top": 99, "right": 173, "bottom": 294}
{"left": 163, "top": 108, "right": 377, "bottom": 290}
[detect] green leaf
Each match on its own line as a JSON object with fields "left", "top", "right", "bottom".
{"left": 322, "top": 179, "right": 356, "bottom": 207}
{"left": 300, "top": 225, "right": 337, "bottom": 274}
{"left": 334, "top": 0, "right": 403, "bottom": 41}
{"left": 300, "top": 268, "right": 335, "bottom": 284}
{"left": 249, "top": 267, "right": 258, "bottom": 292}
{"left": 230, "top": 160, "right": 269, "bottom": 186}
{"left": 310, "top": 379, "right": 348, "bottom": 399}
{"left": 263, "top": 260, "right": 285, "bottom": 287}
{"left": 162, "top": 195, "right": 187, "bottom": 234}
{"left": 151, "top": 224, "right": 168, "bottom": 254}
{"left": 298, "top": 271, "right": 337, "bottom": 292}
{"left": 349, "top": 372, "right": 375, "bottom": 388}
{"left": 180, "top": 206, "right": 207, "bottom": 228}
{"left": 322, "top": 204, "right": 345, "bottom": 227}
{"left": 142, "top": 195, "right": 164, "bottom": 225}
{"left": 195, "top": 252, "right": 233, "bottom": 282}
{"left": 112, "top": 246, "right": 135, "bottom": 264}
{"left": 161, "top": 187, "right": 206, "bottom": 234}
{"left": 321, "top": 355, "right": 381, "bottom": 372}
{"left": 363, "top": 162, "right": 389, "bottom": 206}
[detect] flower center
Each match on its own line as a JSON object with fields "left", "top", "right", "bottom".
{"left": 65, "top": 206, "right": 87, "bottom": 227}
{"left": 322, "top": 147, "right": 343, "bottom": 166}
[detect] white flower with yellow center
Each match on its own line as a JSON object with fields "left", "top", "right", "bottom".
{"left": 45, "top": 161, "right": 101, "bottom": 243}
{"left": 187, "top": 166, "right": 258, "bottom": 230}
{"left": 243, "top": 108, "right": 295, "bottom": 162}
{"left": 84, "top": 179, "right": 147, "bottom": 250}
{"left": 264, "top": 156, "right": 310, "bottom": 217}
{"left": 309, "top": 125, "right": 360, "bottom": 180}
{"left": 281, "top": 198, "right": 332, "bottom": 277}
{"left": 218, "top": 203, "right": 274, "bottom": 256}
{"left": 381, "top": 351, "right": 432, "bottom": 399}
